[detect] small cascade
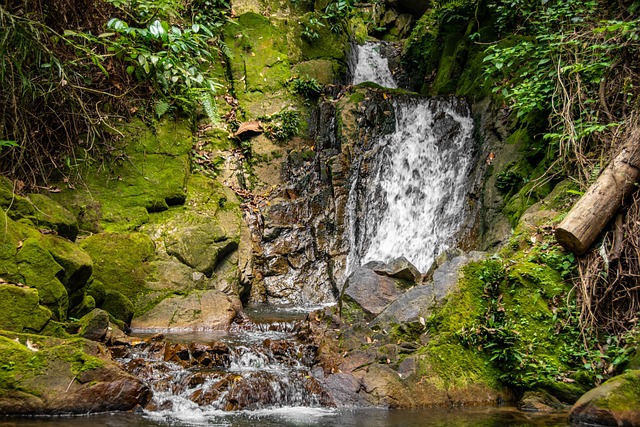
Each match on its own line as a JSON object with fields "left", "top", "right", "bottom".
{"left": 345, "top": 42, "right": 476, "bottom": 274}
{"left": 114, "top": 309, "right": 330, "bottom": 423}
{"left": 349, "top": 41, "right": 397, "bottom": 88}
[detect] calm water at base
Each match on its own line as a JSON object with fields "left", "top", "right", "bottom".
{"left": 0, "top": 407, "right": 571, "bottom": 427}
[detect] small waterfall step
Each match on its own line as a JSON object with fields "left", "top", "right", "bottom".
{"left": 112, "top": 306, "right": 330, "bottom": 416}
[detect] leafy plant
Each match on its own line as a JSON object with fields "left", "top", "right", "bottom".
{"left": 259, "top": 110, "right": 301, "bottom": 141}
{"left": 290, "top": 76, "right": 322, "bottom": 98}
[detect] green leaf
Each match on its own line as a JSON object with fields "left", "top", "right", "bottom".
{"left": 0, "top": 140, "right": 20, "bottom": 148}
{"left": 155, "top": 100, "right": 170, "bottom": 118}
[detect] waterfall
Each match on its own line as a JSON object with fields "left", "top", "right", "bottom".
{"left": 346, "top": 43, "right": 476, "bottom": 274}
{"left": 349, "top": 41, "right": 397, "bottom": 88}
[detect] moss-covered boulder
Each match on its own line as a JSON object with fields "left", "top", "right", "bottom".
{"left": 0, "top": 285, "right": 51, "bottom": 333}
{"left": 77, "top": 309, "right": 110, "bottom": 342}
{"left": 80, "top": 232, "right": 155, "bottom": 302}
{"left": 0, "top": 332, "right": 150, "bottom": 414}
{"left": 101, "top": 290, "right": 135, "bottom": 326}
{"left": 570, "top": 370, "right": 640, "bottom": 426}
{"left": 40, "top": 234, "right": 92, "bottom": 295}
{"left": 16, "top": 237, "right": 68, "bottom": 320}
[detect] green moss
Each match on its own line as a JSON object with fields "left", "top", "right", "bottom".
{"left": 100, "top": 290, "right": 135, "bottom": 325}
{"left": 587, "top": 370, "right": 640, "bottom": 411}
{"left": 16, "top": 237, "right": 68, "bottom": 320}
{"left": 39, "top": 235, "right": 92, "bottom": 295}
{"left": 80, "top": 232, "right": 155, "bottom": 302}
{"left": 0, "top": 285, "right": 52, "bottom": 333}
{"left": 0, "top": 335, "right": 46, "bottom": 394}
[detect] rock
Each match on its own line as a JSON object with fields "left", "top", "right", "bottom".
{"left": 341, "top": 265, "right": 406, "bottom": 317}
{"left": 165, "top": 222, "right": 238, "bottom": 275}
{"left": 0, "top": 333, "right": 150, "bottom": 415}
{"left": 80, "top": 232, "right": 156, "bottom": 301}
{"left": 145, "top": 260, "right": 213, "bottom": 291}
{"left": 570, "top": 370, "right": 640, "bottom": 426}
{"left": 101, "top": 290, "right": 135, "bottom": 326}
{"left": 40, "top": 234, "right": 93, "bottom": 294}
{"left": 372, "top": 256, "right": 421, "bottom": 282}
{"left": 518, "top": 390, "right": 566, "bottom": 412}
{"left": 0, "top": 284, "right": 51, "bottom": 333}
{"left": 372, "top": 283, "right": 435, "bottom": 325}
{"left": 432, "top": 251, "right": 487, "bottom": 302}
{"left": 130, "top": 290, "right": 240, "bottom": 331}
{"left": 26, "top": 193, "right": 79, "bottom": 241}
{"left": 78, "top": 309, "right": 110, "bottom": 342}
{"left": 322, "top": 373, "right": 369, "bottom": 407}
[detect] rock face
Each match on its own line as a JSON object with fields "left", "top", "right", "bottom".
{"left": 0, "top": 332, "right": 150, "bottom": 415}
{"left": 570, "top": 370, "right": 640, "bottom": 426}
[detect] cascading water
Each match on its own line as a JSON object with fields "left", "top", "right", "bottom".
{"left": 346, "top": 43, "right": 476, "bottom": 274}
{"left": 349, "top": 41, "right": 397, "bottom": 88}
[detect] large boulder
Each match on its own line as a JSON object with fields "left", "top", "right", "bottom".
{"left": 569, "top": 370, "right": 640, "bottom": 426}
{"left": 0, "top": 333, "right": 150, "bottom": 415}
{"left": 130, "top": 290, "right": 241, "bottom": 331}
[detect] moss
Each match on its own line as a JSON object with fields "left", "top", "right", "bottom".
{"left": 584, "top": 370, "right": 640, "bottom": 411}
{"left": 100, "top": 290, "right": 135, "bottom": 325}
{"left": 0, "top": 335, "right": 46, "bottom": 394}
{"left": 39, "top": 234, "right": 92, "bottom": 295}
{"left": 86, "top": 279, "right": 106, "bottom": 307}
{"left": 0, "top": 285, "right": 52, "bottom": 333}
{"left": 224, "top": 13, "right": 291, "bottom": 95}
{"left": 292, "top": 59, "right": 340, "bottom": 84}
{"left": 48, "top": 119, "right": 192, "bottom": 233}
{"left": 80, "top": 232, "right": 155, "bottom": 302}
{"left": 15, "top": 237, "right": 68, "bottom": 320}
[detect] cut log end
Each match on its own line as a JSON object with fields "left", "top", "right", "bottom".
{"left": 555, "top": 226, "right": 588, "bottom": 255}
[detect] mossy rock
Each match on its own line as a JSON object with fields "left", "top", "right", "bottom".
{"left": 224, "top": 13, "right": 291, "bottom": 94}
{"left": 570, "top": 370, "right": 640, "bottom": 426}
{"left": 292, "top": 59, "right": 340, "bottom": 84}
{"left": 86, "top": 279, "right": 106, "bottom": 307}
{"left": 48, "top": 120, "right": 192, "bottom": 233}
{"left": 68, "top": 294, "right": 96, "bottom": 320}
{"left": 0, "top": 332, "right": 149, "bottom": 414}
{"left": 80, "top": 232, "right": 155, "bottom": 302}
{"left": 100, "top": 290, "right": 135, "bottom": 326}
{"left": 0, "top": 179, "right": 78, "bottom": 241}
{"left": 39, "top": 235, "right": 92, "bottom": 295}
{"left": 15, "top": 237, "right": 68, "bottom": 320}
{"left": 0, "top": 285, "right": 52, "bottom": 333}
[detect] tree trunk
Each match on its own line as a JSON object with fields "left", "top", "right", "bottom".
{"left": 555, "top": 143, "right": 640, "bottom": 254}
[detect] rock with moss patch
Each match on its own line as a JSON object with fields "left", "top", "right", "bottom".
{"left": 0, "top": 332, "right": 150, "bottom": 415}
{"left": 130, "top": 290, "right": 241, "bottom": 331}
{"left": 341, "top": 264, "right": 406, "bottom": 318}
{"left": 101, "top": 290, "right": 135, "bottom": 326}
{"left": 26, "top": 193, "right": 79, "bottom": 241}
{"left": 570, "top": 370, "right": 640, "bottom": 426}
{"left": 518, "top": 390, "right": 566, "bottom": 412}
{"left": 40, "top": 234, "right": 92, "bottom": 295}
{"left": 0, "top": 284, "right": 51, "bottom": 333}
{"left": 78, "top": 309, "right": 110, "bottom": 342}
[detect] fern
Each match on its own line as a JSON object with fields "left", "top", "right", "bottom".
{"left": 201, "top": 93, "right": 219, "bottom": 125}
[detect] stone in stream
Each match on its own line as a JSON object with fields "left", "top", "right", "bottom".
{"left": 569, "top": 370, "right": 640, "bottom": 426}
{"left": 341, "top": 264, "right": 407, "bottom": 317}
{"left": 372, "top": 256, "right": 421, "bottom": 282}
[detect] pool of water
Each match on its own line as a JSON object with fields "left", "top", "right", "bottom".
{"left": 0, "top": 406, "right": 571, "bottom": 427}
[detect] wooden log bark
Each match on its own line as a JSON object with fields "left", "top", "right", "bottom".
{"left": 555, "top": 143, "right": 640, "bottom": 254}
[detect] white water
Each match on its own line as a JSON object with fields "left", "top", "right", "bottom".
{"left": 346, "top": 45, "right": 475, "bottom": 274}
{"left": 350, "top": 42, "right": 397, "bottom": 88}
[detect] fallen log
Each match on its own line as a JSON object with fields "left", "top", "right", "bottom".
{"left": 555, "top": 142, "right": 640, "bottom": 255}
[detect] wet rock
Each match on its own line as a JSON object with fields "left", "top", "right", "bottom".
{"left": 130, "top": 290, "right": 240, "bottom": 331}
{"left": 570, "top": 370, "right": 640, "bottom": 426}
{"left": 78, "top": 309, "right": 110, "bottom": 342}
{"left": 164, "top": 343, "right": 190, "bottom": 365}
{"left": 518, "top": 390, "right": 566, "bottom": 412}
{"left": 372, "top": 256, "right": 421, "bottom": 282}
{"left": 322, "top": 373, "right": 369, "bottom": 407}
{"left": 341, "top": 265, "right": 404, "bottom": 317}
